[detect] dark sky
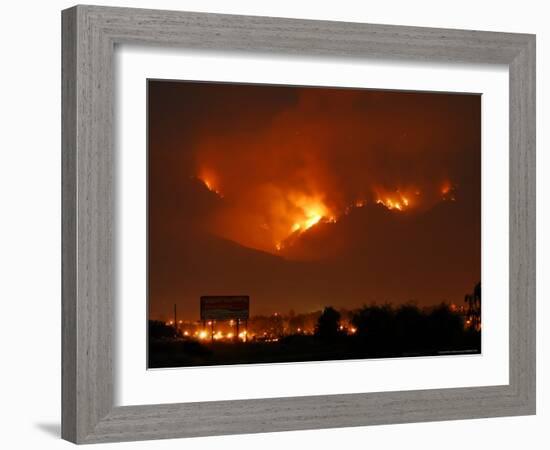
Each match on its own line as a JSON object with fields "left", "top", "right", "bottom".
{"left": 148, "top": 80, "right": 481, "bottom": 321}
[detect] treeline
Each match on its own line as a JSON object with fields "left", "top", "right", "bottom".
{"left": 312, "top": 303, "right": 480, "bottom": 356}
{"left": 149, "top": 320, "right": 177, "bottom": 339}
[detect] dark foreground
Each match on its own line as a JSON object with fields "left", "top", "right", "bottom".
{"left": 149, "top": 332, "right": 481, "bottom": 368}
{"left": 149, "top": 301, "right": 482, "bottom": 368}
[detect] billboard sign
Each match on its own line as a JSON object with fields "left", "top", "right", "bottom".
{"left": 200, "top": 295, "right": 250, "bottom": 321}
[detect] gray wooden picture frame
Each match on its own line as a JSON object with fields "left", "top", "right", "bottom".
{"left": 61, "top": 4, "right": 536, "bottom": 444}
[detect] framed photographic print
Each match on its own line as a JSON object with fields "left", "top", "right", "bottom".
{"left": 147, "top": 80, "right": 483, "bottom": 369}
{"left": 62, "top": 5, "right": 536, "bottom": 444}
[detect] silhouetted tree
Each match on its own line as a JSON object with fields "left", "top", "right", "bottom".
{"left": 352, "top": 304, "right": 394, "bottom": 338}
{"left": 148, "top": 320, "right": 176, "bottom": 339}
{"left": 427, "top": 303, "right": 464, "bottom": 348}
{"left": 350, "top": 304, "right": 394, "bottom": 355}
{"left": 394, "top": 303, "right": 425, "bottom": 351}
{"left": 315, "top": 307, "right": 341, "bottom": 340}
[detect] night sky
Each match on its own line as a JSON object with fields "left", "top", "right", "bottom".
{"left": 148, "top": 80, "right": 481, "bottom": 321}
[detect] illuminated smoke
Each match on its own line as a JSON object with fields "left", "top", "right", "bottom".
{"left": 191, "top": 89, "right": 465, "bottom": 255}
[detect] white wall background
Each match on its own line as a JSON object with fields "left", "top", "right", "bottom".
{"left": 0, "top": 1, "right": 546, "bottom": 448}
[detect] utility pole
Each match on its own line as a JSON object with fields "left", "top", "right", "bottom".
{"left": 173, "top": 303, "right": 177, "bottom": 337}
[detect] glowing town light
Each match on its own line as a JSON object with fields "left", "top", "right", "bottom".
{"left": 198, "top": 330, "right": 208, "bottom": 340}
{"left": 238, "top": 330, "right": 248, "bottom": 341}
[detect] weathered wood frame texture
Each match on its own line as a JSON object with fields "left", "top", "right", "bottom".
{"left": 62, "top": 5, "right": 536, "bottom": 444}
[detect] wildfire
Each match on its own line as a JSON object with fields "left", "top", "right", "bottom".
{"left": 272, "top": 194, "right": 336, "bottom": 251}
{"left": 374, "top": 189, "right": 413, "bottom": 211}
{"left": 289, "top": 194, "right": 331, "bottom": 233}
{"left": 197, "top": 169, "right": 223, "bottom": 197}
{"left": 291, "top": 212, "right": 322, "bottom": 234}
{"left": 276, "top": 187, "right": 412, "bottom": 251}
{"left": 195, "top": 166, "right": 455, "bottom": 254}
{"left": 376, "top": 197, "right": 408, "bottom": 211}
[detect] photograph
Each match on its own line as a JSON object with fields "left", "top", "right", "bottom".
{"left": 147, "top": 80, "right": 482, "bottom": 368}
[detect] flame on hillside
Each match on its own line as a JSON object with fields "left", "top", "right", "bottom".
{"left": 196, "top": 166, "right": 454, "bottom": 253}
{"left": 373, "top": 187, "right": 419, "bottom": 211}
{"left": 197, "top": 169, "right": 223, "bottom": 197}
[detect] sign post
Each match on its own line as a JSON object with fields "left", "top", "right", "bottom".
{"left": 200, "top": 296, "right": 250, "bottom": 342}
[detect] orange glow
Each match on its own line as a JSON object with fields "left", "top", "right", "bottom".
{"left": 196, "top": 162, "right": 454, "bottom": 253}
{"left": 198, "top": 330, "right": 208, "bottom": 340}
{"left": 289, "top": 194, "right": 330, "bottom": 233}
{"left": 371, "top": 186, "right": 418, "bottom": 212}
{"left": 272, "top": 193, "right": 334, "bottom": 250}
{"left": 441, "top": 181, "right": 457, "bottom": 202}
{"left": 238, "top": 330, "right": 248, "bottom": 341}
{"left": 197, "top": 168, "right": 223, "bottom": 197}
{"left": 441, "top": 181, "right": 451, "bottom": 195}
{"left": 375, "top": 196, "right": 407, "bottom": 211}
